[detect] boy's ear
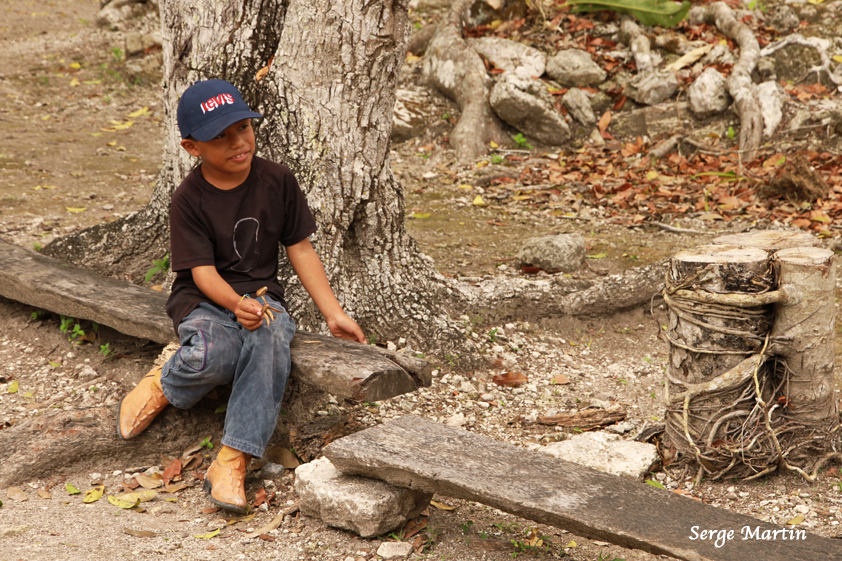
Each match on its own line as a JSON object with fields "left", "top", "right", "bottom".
{"left": 181, "top": 138, "right": 201, "bottom": 157}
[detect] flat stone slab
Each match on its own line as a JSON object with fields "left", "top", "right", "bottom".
{"left": 540, "top": 431, "right": 658, "bottom": 479}
{"left": 323, "top": 415, "right": 842, "bottom": 561}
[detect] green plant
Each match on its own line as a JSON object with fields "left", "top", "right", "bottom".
{"left": 726, "top": 126, "right": 736, "bottom": 139}
{"left": 199, "top": 436, "right": 214, "bottom": 449}
{"left": 388, "top": 528, "right": 407, "bottom": 541}
{"left": 30, "top": 310, "right": 45, "bottom": 320}
{"left": 99, "top": 343, "right": 112, "bottom": 357}
{"left": 490, "top": 154, "right": 505, "bottom": 164}
{"left": 460, "top": 520, "right": 474, "bottom": 534}
{"left": 33, "top": 242, "right": 42, "bottom": 251}
{"left": 144, "top": 254, "right": 170, "bottom": 283}
{"left": 563, "top": 0, "right": 690, "bottom": 28}
{"left": 487, "top": 328, "right": 498, "bottom": 343}
{"left": 111, "top": 47, "right": 124, "bottom": 62}
{"left": 512, "top": 133, "right": 533, "bottom": 150}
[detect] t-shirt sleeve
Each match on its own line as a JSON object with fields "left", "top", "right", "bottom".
{"left": 279, "top": 172, "right": 317, "bottom": 247}
{"left": 169, "top": 187, "right": 216, "bottom": 272}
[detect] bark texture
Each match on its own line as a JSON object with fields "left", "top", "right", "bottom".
{"left": 688, "top": 2, "right": 762, "bottom": 162}
{"left": 37, "top": 0, "right": 667, "bottom": 358}
{"left": 42, "top": 0, "right": 471, "bottom": 353}
{"left": 662, "top": 233, "right": 840, "bottom": 480}
{"left": 422, "top": 0, "right": 505, "bottom": 161}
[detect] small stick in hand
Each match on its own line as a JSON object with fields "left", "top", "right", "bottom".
{"left": 254, "top": 286, "right": 284, "bottom": 326}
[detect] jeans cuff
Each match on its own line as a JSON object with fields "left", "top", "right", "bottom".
{"left": 221, "top": 435, "right": 264, "bottom": 459}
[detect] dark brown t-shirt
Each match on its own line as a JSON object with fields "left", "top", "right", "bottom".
{"left": 165, "top": 156, "right": 317, "bottom": 333}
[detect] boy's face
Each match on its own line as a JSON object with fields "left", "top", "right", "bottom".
{"left": 180, "top": 119, "right": 255, "bottom": 187}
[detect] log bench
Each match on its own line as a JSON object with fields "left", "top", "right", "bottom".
{"left": 324, "top": 415, "right": 842, "bottom": 561}
{"left": 0, "top": 239, "right": 431, "bottom": 403}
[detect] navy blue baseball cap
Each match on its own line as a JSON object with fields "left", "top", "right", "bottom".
{"left": 177, "top": 79, "right": 262, "bottom": 142}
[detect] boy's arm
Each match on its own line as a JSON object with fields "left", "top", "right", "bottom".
{"left": 191, "top": 265, "right": 265, "bottom": 331}
{"left": 286, "top": 239, "right": 366, "bottom": 343}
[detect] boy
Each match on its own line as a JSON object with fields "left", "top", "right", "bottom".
{"left": 117, "top": 79, "right": 365, "bottom": 514}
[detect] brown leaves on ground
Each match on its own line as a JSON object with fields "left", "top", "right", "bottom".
{"left": 492, "top": 371, "right": 528, "bottom": 387}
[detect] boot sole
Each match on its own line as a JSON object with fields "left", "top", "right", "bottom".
{"left": 203, "top": 477, "right": 248, "bottom": 515}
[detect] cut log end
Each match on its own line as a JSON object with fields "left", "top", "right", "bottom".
{"left": 712, "top": 230, "right": 820, "bottom": 251}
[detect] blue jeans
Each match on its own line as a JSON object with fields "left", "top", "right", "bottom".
{"left": 160, "top": 299, "right": 296, "bottom": 458}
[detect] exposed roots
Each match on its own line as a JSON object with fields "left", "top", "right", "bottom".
{"left": 688, "top": 2, "right": 762, "bottom": 162}
{"left": 662, "top": 270, "right": 841, "bottom": 481}
{"left": 422, "top": 0, "right": 505, "bottom": 161}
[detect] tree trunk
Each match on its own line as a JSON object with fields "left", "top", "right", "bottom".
{"left": 42, "top": 0, "right": 469, "bottom": 353}
{"left": 662, "top": 233, "right": 840, "bottom": 481}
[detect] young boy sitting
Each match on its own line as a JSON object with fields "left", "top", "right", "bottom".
{"left": 117, "top": 79, "right": 365, "bottom": 514}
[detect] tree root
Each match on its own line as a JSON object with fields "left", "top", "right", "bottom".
{"left": 619, "top": 17, "right": 659, "bottom": 73}
{"left": 422, "top": 0, "right": 505, "bottom": 161}
{"left": 454, "top": 259, "right": 667, "bottom": 323}
{"left": 689, "top": 2, "right": 763, "bottom": 162}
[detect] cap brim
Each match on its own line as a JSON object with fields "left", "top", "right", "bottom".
{"left": 189, "top": 110, "right": 263, "bottom": 142}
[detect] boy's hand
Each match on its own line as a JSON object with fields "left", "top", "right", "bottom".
{"left": 327, "top": 311, "right": 366, "bottom": 343}
{"left": 234, "top": 297, "right": 265, "bottom": 331}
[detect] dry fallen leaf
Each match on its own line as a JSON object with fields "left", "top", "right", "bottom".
{"left": 83, "top": 485, "right": 105, "bottom": 503}
{"left": 492, "top": 371, "right": 528, "bottom": 387}
{"left": 162, "top": 459, "right": 182, "bottom": 485}
{"left": 6, "top": 487, "right": 28, "bottom": 502}
{"left": 37, "top": 489, "right": 51, "bottom": 499}
{"left": 134, "top": 473, "right": 163, "bottom": 489}
{"left": 551, "top": 374, "right": 570, "bottom": 385}
{"left": 429, "top": 499, "right": 456, "bottom": 511}
{"left": 124, "top": 529, "right": 157, "bottom": 538}
{"left": 787, "top": 513, "right": 805, "bottom": 525}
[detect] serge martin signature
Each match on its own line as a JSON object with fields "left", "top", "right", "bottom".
{"left": 689, "top": 525, "right": 807, "bottom": 548}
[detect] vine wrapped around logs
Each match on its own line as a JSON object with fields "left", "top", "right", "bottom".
{"left": 661, "top": 231, "right": 841, "bottom": 482}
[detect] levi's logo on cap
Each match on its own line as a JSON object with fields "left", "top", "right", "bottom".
{"left": 200, "top": 93, "right": 235, "bottom": 114}
{"left": 177, "top": 79, "right": 263, "bottom": 142}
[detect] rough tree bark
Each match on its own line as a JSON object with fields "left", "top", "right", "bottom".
{"left": 423, "top": 0, "right": 506, "bottom": 161}
{"left": 39, "top": 0, "right": 664, "bottom": 355}
{"left": 44, "top": 0, "right": 471, "bottom": 352}
{"left": 662, "top": 233, "right": 840, "bottom": 481}
{"left": 688, "top": 2, "right": 763, "bottom": 162}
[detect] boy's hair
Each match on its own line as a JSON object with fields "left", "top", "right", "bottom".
{"left": 177, "top": 79, "right": 262, "bottom": 142}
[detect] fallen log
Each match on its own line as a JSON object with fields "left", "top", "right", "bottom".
{"left": 323, "top": 415, "right": 842, "bottom": 561}
{"left": 537, "top": 404, "right": 626, "bottom": 430}
{"left": 0, "top": 239, "right": 431, "bottom": 403}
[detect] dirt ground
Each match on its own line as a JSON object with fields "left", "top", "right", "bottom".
{"left": 2, "top": 2, "right": 842, "bottom": 561}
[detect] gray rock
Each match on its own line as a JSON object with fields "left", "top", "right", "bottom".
{"left": 376, "top": 541, "right": 414, "bottom": 559}
{"left": 96, "top": 0, "right": 153, "bottom": 28}
{"left": 757, "top": 81, "right": 786, "bottom": 138}
{"left": 392, "top": 89, "right": 428, "bottom": 144}
{"left": 124, "top": 32, "right": 159, "bottom": 57}
{"left": 546, "top": 49, "right": 606, "bottom": 87}
{"left": 626, "top": 70, "right": 678, "bottom": 106}
{"left": 468, "top": 36, "right": 546, "bottom": 80}
{"left": 562, "top": 87, "right": 596, "bottom": 126}
{"left": 754, "top": 57, "right": 776, "bottom": 82}
{"left": 700, "top": 44, "right": 735, "bottom": 66}
{"left": 516, "top": 234, "right": 585, "bottom": 273}
{"left": 489, "top": 73, "right": 570, "bottom": 146}
{"left": 259, "top": 462, "right": 286, "bottom": 478}
{"left": 540, "top": 431, "right": 659, "bottom": 479}
{"left": 688, "top": 68, "right": 730, "bottom": 118}
{"left": 295, "top": 458, "right": 431, "bottom": 538}
{"left": 589, "top": 91, "right": 613, "bottom": 116}
{"left": 768, "top": 5, "right": 800, "bottom": 34}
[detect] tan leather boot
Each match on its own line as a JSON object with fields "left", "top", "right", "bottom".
{"left": 117, "top": 366, "right": 169, "bottom": 439}
{"left": 203, "top": 445, "right": 252, "bottom": 514}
